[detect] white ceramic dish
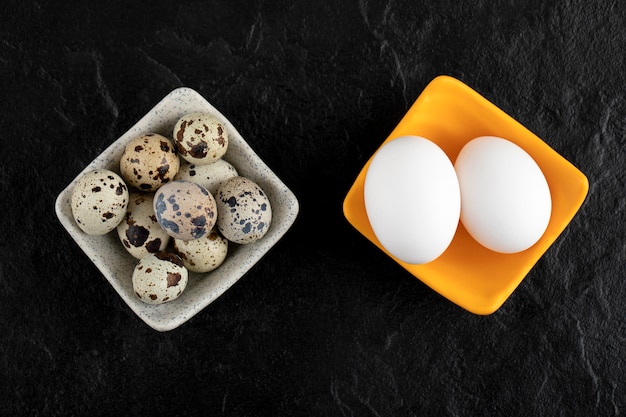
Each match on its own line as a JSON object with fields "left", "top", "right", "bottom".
{"left": 55, "top": 87, "right": 299, "bottom": 331}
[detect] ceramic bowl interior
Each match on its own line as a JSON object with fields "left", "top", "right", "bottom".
{"left": 343, "top": 75, "right": 588, "bottom": 315}
{"left": 56, "top": 87, "right": 299, "bottom": 331}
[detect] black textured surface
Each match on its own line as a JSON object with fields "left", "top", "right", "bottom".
{"left": 1, "top": 1, "right": 625, "bottom": 415}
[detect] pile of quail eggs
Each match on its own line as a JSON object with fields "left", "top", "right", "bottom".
{"left": 70, "top": 112, "right": 272, "bottom": 305}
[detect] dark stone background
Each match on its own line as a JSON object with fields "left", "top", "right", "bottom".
{"left": 1, "top": 0, "right": 624, "bottom": 415}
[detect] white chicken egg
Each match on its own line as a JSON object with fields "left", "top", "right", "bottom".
{"left": 71, "top": 169, "right": 129, "bottom": 235}
{"left": 364, "top": 135, "right": 461, "bottom": 264}
{"left": 454, "top": 136, "right": 552, "bottom": 253}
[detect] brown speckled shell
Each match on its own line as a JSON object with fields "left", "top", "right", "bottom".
{"left": 173, "top": 228, "right": 229, "bottom": 273}
{"left": 116, "top": 192, "right": 171, "bottom": 259}
{"left": 173, "top": 112, "right": 228, "bottom": 165}
{"left": 70, "top": 169, "right": 129, "bottom": 235}
{"left": 132, "top": 252, "right": 188, "bottom": 305}
{"left": 120, "top": 133, "right": 180, "bottom": 192}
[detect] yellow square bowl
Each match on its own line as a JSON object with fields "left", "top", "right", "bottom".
{"left": 343, "top": 75, "right": 588, "bottom": 315}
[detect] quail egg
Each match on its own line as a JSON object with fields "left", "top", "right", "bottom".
{"left": 132, "top": 252, "right": 189, "bottom": 304}
{"left": 116, "top": 192, "right": 171, "bottom": 259}
{"left": 173, "top": 112, "right": 228, "bottom": 165}
{"left": 71, "top": 169, "right": 129, "bottom": 235}
{"left": 153, "top": 180, "right": 217, "bottom": 241}
{"left": 173, "top": 228, "right": 229, "bottom": 273}
{"left": 215, "top": 176, "right": 272, "bottom": 244}
{"left": 120, "top": 133, "right": 180, "bottom": 192}
{"left": 174, "top": 159, "right": 238, "bottom": 196}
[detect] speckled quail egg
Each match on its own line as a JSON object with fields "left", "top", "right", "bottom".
{"left": 120, "top": 133, "right": 180, "bottom": 192}
{"left": 174, "top": 159, "right": 238, "bottom": 196}
{"left": 173, "top": 112, "right": 228, "bottom": 165}
{"left": 153, "top": 180, "right": 217, "bottom": 241}
{"left": 116, "top": 192, "right": 171, "bottom": 259}
{"left": 71, "top": 169, "right": 129, "bottom": 235}
{"left": 173, "top": 228, "right": 229, "bottom": 273}
{"left": 132, "top": 252, "right": 188, "bottom": 304}
{"left": 215, "top": 176, "right": 272, "bottom": 244}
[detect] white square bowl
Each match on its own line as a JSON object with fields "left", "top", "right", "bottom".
{"left": 55, "top": 87, "right": 299, "bottom": 331}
